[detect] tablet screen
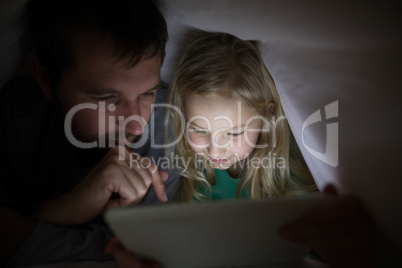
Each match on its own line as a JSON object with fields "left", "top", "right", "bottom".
{"left": 105, "top": 194, "right": 330, "bottom": 268}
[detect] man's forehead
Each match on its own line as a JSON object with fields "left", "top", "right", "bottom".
{"left": 71, "top": 28, "right": 160, "bottom": 70}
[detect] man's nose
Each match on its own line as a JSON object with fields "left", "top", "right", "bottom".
{"left": 118, "top": 100, "right": 146, "bottom": 136}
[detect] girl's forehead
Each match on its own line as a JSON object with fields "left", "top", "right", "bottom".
{"left": 185, "top": 93, "right": 243, "bottom": 112}
{"left": 184, "top": 93, "right": 260, "bottom": 126}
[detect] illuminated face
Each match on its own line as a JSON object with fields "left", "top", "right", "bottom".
{"left": 56, "top": 33, "right": 161, "bottom": 146}
{"left": 185, "top": 93, "right": 262, "bottom": 175}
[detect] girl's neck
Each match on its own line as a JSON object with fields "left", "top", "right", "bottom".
{"left": 227, "top": 160, "right": 246, "bottom": 178}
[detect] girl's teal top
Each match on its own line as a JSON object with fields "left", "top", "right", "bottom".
{"left": 209, "top": 169, "right": 248, "bottom": 200}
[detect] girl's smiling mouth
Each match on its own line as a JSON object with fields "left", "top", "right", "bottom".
{"left": 210, "top": 158, "right": 229, "bottom": 164}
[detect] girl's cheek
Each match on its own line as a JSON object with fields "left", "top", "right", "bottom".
{"left": 231, "top": 136, "right": 255, "bottom": 149}
{"left": 187, "top": 133, "right": 209, "bottom": 152}
{"left": 231, "top": 136, "right": 258, "bottom": 158}
{"left": 244, "top": 132, "right": 259, "bottom": 148}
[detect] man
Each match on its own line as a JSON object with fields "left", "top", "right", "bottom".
{"left": 0, "top": 0, "right": 181, "bottom": 266}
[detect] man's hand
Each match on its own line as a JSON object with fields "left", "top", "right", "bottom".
{"left": 278, "top": 185, "right": 377, "bottom": 267}
{"left": 34, "top": 146, "right": 168, "bottom": 225}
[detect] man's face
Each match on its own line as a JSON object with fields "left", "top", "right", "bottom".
{"left": 56, "top": 34, "right": 161, "bottom": 147}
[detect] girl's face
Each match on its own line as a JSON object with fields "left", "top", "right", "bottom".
{"left": 185, "top": 93, "right": 262, "bottom": 173}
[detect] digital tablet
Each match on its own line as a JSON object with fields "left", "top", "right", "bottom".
{"left": 105, "top": 194, "right": 331, "bottom": 268}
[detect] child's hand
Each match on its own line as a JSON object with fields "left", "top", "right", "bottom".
{"left": 278, "top": 185, "right": 377, "bottom": 267}
{"left": 105, "top": 236, "right": 160, "bottom": 268}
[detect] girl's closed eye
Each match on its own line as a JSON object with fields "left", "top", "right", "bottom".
{"left": 228, "top": 131, "right": 244, "bottom": 138}
{"left": 192, "top": 129, "right": 208, "bottom": 135}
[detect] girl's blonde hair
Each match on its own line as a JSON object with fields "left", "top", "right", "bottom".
{"left": 166, "top": 32, "right": 317, "bottom": 202}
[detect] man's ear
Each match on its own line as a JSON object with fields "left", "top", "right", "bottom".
{"left": 267, "top": 101, "right": 275, "bottom": 115}
{"left": 29, "top": 53, "right": 53, "bottom": 100}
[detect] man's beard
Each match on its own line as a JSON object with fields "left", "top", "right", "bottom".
{"left": 54, "top": 96, "right": 140, "bottom": 167}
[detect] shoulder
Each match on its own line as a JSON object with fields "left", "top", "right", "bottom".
{"left": 289, "top": 132, "right": 306, "bottom": 164}
{"left": 155, "top": 82, "right": 168, "bottom": 104}
{"left": 0, "top": 77, "right": 56, "bottom": 154}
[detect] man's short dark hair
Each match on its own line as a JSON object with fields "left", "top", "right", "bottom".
{"left": 27, "top": 0, "right": 168, "bottom": 87}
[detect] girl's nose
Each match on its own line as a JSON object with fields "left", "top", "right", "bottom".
{"left": 207, "top": 134, "right": 227, "bottom": 158}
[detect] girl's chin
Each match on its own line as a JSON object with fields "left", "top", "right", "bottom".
{"left": 209, "top": 162, "right": 232, "bottom": 170}
{"left": 213, "top": 166, "right": 229, "bottom": 170}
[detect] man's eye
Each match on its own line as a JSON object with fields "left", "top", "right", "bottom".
{"left": 95, "top": 95, "right": 116, "bottom": 101}
{"left": 142, "top": 91, "right": 157, "bottom": 98}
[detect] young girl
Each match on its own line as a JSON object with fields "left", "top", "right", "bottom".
{"left": 166, "top": 32, "right": 317, "bottom": 202}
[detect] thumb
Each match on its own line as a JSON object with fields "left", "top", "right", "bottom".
{"left": 322, "top": 184, "right": 338, "bottom": 196}
{"left": 105, "top": 236, "right": 124, "bottom": 255}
